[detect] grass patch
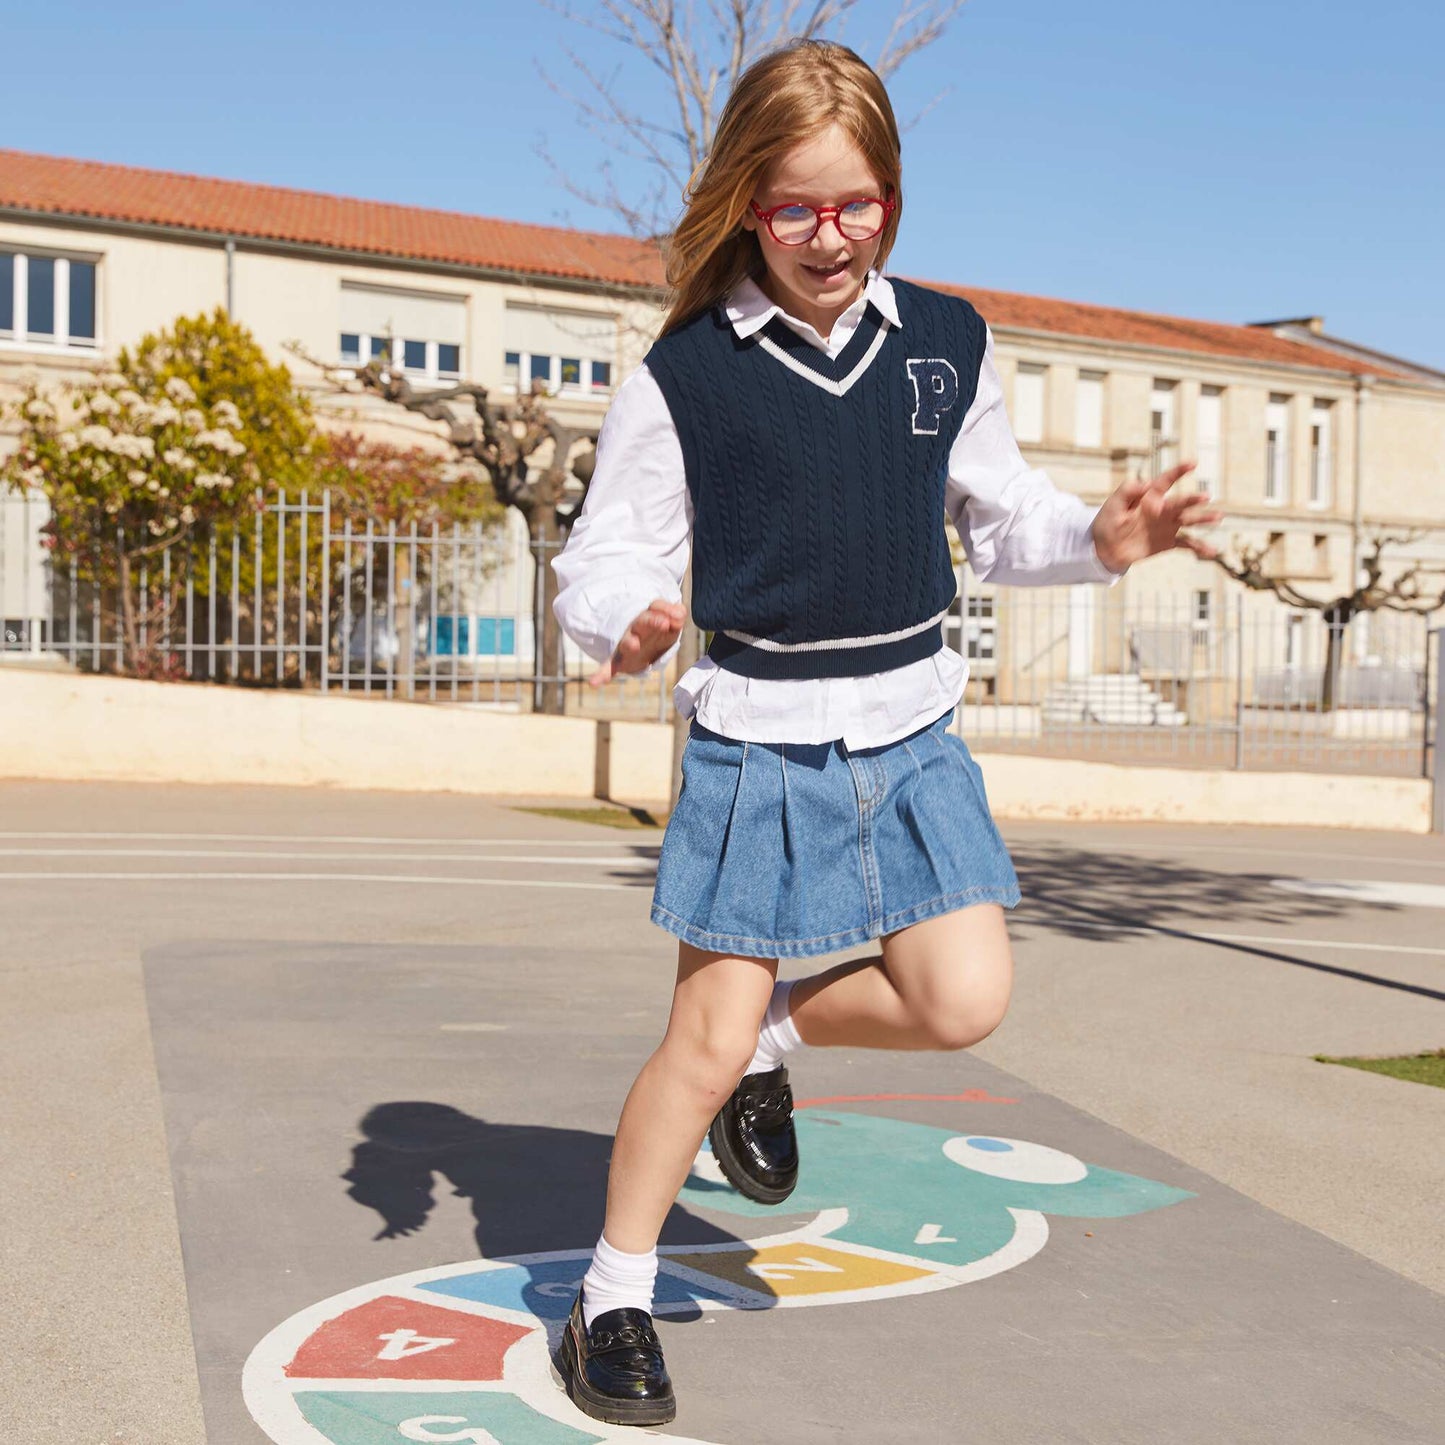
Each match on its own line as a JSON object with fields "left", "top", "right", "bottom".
{"left": 514, "top": 805, "right": 665, "bottom": 830}
{"left": 1315, "top": 1050, "right": 1445, "bottom": 1089}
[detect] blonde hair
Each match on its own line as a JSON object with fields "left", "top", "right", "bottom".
{"left": 660, "top": 40, "right": 903, "bottom": 337}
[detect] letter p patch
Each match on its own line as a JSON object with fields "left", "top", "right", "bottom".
{"left": 906, "top": 358, "right": 960, "bottom": 436}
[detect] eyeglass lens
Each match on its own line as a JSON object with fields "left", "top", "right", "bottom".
{"left": 770, "top": 199, "right": 887, "bottom": 244}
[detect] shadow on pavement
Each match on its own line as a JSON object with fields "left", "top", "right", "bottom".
{"left": 341, "top": 1101, "right": 763, "bottom": 1274}
{"left": 1009, "top": 844, "right": 1443, "bottom": 1002}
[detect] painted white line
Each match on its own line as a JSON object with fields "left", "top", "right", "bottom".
{"left": 437, "top": 1023, "right": 509, "bottom": 1032}
{"left": 0, "top": 871, "right": 639, "bottom": 891}
{"left": 0, "top": 830, "right": 659, "bottom": 848}
{"left": 1039, "top": 919, "right": 1445, "bottom": 958}
{"left": 0, "top": 847, "right": 654, "bottom": 868}
{"left": 1274, "top": 878, "right": 1445, "bottom": 909}
{"left": 1016, "top": 836, "right": 1445, "bottom": 873}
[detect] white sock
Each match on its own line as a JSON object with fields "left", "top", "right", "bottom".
{"left": 581, "top": 1235, "right": 658, "bottom": 1328}
{"left": 746, "top": 978, "right": 803, "bottom": 1075}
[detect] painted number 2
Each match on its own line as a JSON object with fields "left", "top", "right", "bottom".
{"left": 398, "top": 1418, "right": 500, "bottom": 1444}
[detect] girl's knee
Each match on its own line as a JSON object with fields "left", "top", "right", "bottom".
{"left": 660, "top": 1024, "right": 757, "bottom": 1102}
{"left": 916, "top": 981, "right": 1011, "bottom": 1051}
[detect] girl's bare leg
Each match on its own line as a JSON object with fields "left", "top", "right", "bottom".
{"left": 788, "top": 904, "right": 1014, "bottom": 1052}
{"left": 600, "top": 943, "right": 777, "bottom": 1254}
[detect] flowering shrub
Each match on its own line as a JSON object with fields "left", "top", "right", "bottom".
{"left": 4, "top": 369, "right": 257, "bottom": 566}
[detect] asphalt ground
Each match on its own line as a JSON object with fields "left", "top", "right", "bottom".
{"left": 1, "top": 780, "right": 1442, "bottom": 1444}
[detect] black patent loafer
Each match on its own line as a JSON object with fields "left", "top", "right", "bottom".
{"left": 708, "top": 1063, "right": 798, "bottom": 1205}
{"left": 558, "top": 1291, "right": 675, "bottom": 1427}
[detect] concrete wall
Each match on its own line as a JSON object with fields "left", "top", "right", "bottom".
{"left": 0, "top": 667, "right": 1431, "bottom": 832}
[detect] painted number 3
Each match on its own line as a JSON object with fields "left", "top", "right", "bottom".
{"left": 906, "top": 358, "right": 960, "bottom": 436}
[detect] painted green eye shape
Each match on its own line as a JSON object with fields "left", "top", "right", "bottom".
{"left": 943, "top": 1135, "right": 1088, "bottom": 1184}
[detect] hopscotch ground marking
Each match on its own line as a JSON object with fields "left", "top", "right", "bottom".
{"left": 247, "top": 1102, "right": 1180, "bottom": 1445}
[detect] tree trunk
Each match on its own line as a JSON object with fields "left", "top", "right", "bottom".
{"left": 117, "top": 546, "right": 139, "bottom": 676}
{"left": 1321, "top": 610, "right": 1349, "bottom": 713}
{"left": 395, "top": 546, "right": 414, "bottom": 700}
{"left": 532, "top": 511, "right": 568, "bottom": 716}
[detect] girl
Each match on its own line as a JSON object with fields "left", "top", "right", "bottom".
{"left": 551, "top": 38, "right": 1218, "bottom": 1428}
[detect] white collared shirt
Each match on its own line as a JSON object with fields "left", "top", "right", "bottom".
{"left": 552, "top": 271, "right": 1118, "bottom": 749}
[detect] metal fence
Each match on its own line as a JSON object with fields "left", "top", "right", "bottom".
{"left": 948, "top": 570, "right": 1434, "bottom": 777}
{"left": 0, "top": 488, "right": 671, "bottom": 720}
{"left": 2, "top": 487, "right": 1438, "bottom": 776}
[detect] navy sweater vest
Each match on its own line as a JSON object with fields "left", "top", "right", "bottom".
{"left": 645, "top": 278, "right": 986, "bottom": 679}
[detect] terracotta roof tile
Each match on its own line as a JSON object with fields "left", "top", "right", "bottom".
{"left": 0, "top": 149, "right": 1403, "bottom": 379}
{"left": 927, "top": 280, "right": 1396, "bottom": 380}
{"left": 0, "top": 148, "right": 666, "bottom": 289}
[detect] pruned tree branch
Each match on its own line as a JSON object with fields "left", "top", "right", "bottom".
{"left": 1212, "top": 529, "right": 1445, "bottom": 621}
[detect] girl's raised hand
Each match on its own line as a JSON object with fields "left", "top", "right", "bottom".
{"left": 1091, "top": 462, "right": 1224, "bottom": 574}
{"left": 589, "top": 598, "right": 687, "bottom": 686}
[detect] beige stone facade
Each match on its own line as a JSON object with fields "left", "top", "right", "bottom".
{"left": 3, "top": 157, "right": 1443, "bottom": 685}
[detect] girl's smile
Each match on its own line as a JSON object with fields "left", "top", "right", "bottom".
{"left": 743, "top": 123, "right": 888, "bottom": 339}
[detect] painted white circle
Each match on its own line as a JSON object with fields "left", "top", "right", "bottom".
{"left": 943, "top": 1135, "right": 1088, "bottom": 1184}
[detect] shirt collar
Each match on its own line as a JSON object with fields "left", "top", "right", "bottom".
{"left": 723, "top": 270, "right": 900, "bottom": 342}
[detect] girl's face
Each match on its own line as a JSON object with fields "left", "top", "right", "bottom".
{"left": 742, "top": 123, "right": 890, "bottom": 337}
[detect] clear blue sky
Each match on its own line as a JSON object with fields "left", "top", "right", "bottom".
{"left": 6, "top": 1, "right": 1442, "bottom": 366}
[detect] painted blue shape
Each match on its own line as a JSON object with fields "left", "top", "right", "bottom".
{"left": 419, "top": 1258, "right": 703, "bottom": 1322}
{"left": 296, "top": 1388, "right": 601, "bottom": 1444}
{"left": 966, "top": 1137, "right": 1013, "bottom": 1152}
{"left": 678, "top": 1110, "right": 1194, "bottom": 1269}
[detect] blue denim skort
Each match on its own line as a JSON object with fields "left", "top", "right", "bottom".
{"left": 650, "top": 710, "right": 1020, "bottom": 959}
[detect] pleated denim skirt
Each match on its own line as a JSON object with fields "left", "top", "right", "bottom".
{"left": 650, "top": 709, "right": 1020, "bottom": 959}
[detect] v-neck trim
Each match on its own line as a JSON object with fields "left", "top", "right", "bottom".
{"left": 753, "top": 304, "right": 893, "bottom": 398}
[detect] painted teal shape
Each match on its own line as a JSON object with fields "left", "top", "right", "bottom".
{"left": 680, "top": 1112, "right": 1194, "bottom": 1268}
{"left": 420, "top": 1258, "right": 704, "bottom": 1321}
{"left": 295, "top": 1389, "right": 601, "bottom": 1444}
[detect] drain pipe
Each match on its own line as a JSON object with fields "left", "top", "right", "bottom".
{"left": 1351, "top": 372, "right": 1373, "bottom": 586}
{"left": 224, "top": 237, "right": 236, "bottom": 314}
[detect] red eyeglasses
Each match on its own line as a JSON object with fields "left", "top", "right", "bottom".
{"left": 749, "top": 193, "right": 897, "bottom": 246}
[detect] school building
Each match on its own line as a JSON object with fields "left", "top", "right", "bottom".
{"left": 3, "top": 147, "right": 1443, "bottom": 695}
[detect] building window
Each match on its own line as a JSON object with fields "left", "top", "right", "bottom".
{"left": 1309, "top": 400, "right": 1333, "bottom": 507}
{"left": 503, "top": 303, "right": 618, "bottom": 397}
{"left": 1192, "top": 588, "right": 1212, "bottom": 635}
{"left": 1196, "top": 385, "right": 1223, "bottom": 498}
{"left": 1075, "top": 370, "right": 1105, "bottom": 449}
{"left": 340, "top": 282, "right": 465, "bottom": 381}
{"left": 1265, "top": 393, "right": 1290, "bottom": 504}
{"left": 967, "top": 595, "right": 997, "bottom": 661}
{"left": 0, "top": 249, "right": 99, "bottom": 349}
{"left": 1012, "top": 363, "right": 1045, "bottom": 444}
{"left": 1150, "top": 379, "right": 1178, "bottom": 475}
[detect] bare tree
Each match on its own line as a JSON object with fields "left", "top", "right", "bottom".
{"left": 1214, "top": 532, "right": 1445, "bottom": 711}
{"left": 539, "top": 1, "right": 968, "bottom": 236}
{"left": 289, "top": 346, "right": 596, "bottom": 714}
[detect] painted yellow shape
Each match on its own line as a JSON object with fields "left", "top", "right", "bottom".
{"left": 668, "top": 1243, "right": 932, "bottom": 1297}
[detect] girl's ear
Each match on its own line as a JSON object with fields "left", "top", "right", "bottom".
{"left": 739, "top": 205, "right": 758, "bottom": 234}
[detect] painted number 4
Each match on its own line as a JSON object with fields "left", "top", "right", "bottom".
{"left": 375, "top": 1327, "right": 456, "bottom": 1361}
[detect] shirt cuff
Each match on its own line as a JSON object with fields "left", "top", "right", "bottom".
{"left": 1084, "top": 507, "right": 1126, "bottom": 586}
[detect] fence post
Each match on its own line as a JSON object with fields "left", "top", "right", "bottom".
{"left": 1432, "top": 629, "right": 1445, "bottom": 834}
{"left": 1233, "top": 592, "right": 1245, "bottom": 770}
